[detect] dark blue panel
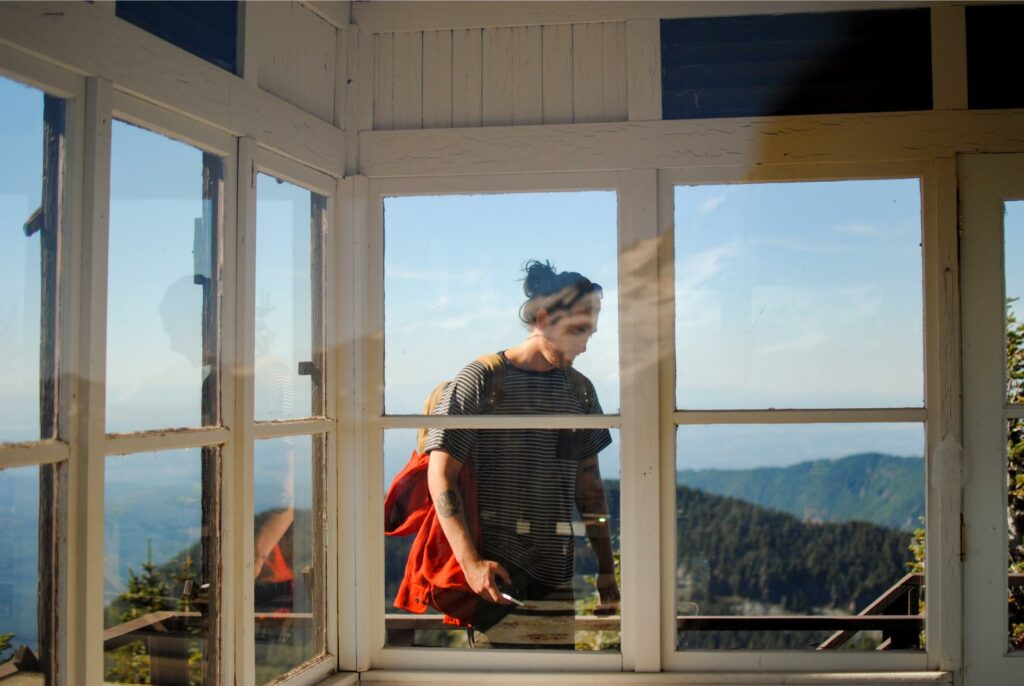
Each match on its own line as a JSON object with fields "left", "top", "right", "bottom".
{"left": 967, "top": 4, "right": 1024, "bottom": 110}
{"left": 660, "top": 8, "right": 932, "bottom": 120}
{"left": 116, "top": 1, "right": 239, "bottom": 75}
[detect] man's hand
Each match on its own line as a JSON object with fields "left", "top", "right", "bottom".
{"left": 595, "top": 573, "right": 620, "bottom": 616}
{"left": 463, "top": 558, "right": 513, "bottom": 605}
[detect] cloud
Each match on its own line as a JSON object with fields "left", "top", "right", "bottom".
{"left": 676, "top": 241, "right": 741, "bottom": 292}
{"left": 696, "top": 194, "right": 727, "bottom": 217}
{"left": 753, "top": 235, "right": 853, "bottom": 254}
{"left": 387, "top": 267, "right": 485, "bottom": 283}
{"left": 834, "top": 222, "right": 880, "bottom": 237}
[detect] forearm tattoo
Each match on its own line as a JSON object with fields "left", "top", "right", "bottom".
{"left": 436, "top": 489, "right": 462, "bottom": 517}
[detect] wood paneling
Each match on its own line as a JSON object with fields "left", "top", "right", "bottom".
{"left": 373, "top": 32, "right": 394, "bottom": 130}
{"left": 482, "top": 26, "right": 514, "bottom": 125}
{"left": 257, "top": 1, "right": 337, "bottom": 122}
{"left": 542, "top": 24, "right": 574, "bottom": 123}
{"left": 452, "top": 28, "right": 483, "bottom": 127}
{"left": 392, "top": 31, "right": 423, "bottom": 129}
{"left": 372, "top": 20, "right": 630, "bottom": 130}
{"left": 512, "top": 25, "right": 543, "bottom": 125}
{"left": 422, "top": 30, "right": 453, "bottom": 128}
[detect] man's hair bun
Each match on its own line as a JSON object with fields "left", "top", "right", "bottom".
{"left": 519, "top": 259, "right": 602, "bottom": 325}
{"left": 523, "top": 259, "right": 558, "bottom": 298}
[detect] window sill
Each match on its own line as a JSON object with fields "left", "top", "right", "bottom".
{"left": 352, "top": 670, "right": 952, "bottom": 686}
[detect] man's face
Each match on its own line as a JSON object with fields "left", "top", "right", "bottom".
{"left": 538, "top": 296, "right": 601, "bottom": 368}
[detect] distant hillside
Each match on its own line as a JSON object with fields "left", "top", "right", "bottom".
{"left": 677, "top": 453, "right": 924, "bottom": 532}
{"left": 675, "top": 484, "right": 913, "bottom": 649}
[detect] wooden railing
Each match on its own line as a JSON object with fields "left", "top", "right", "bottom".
{"left": 1, "top": 573, "right": 1019, "bottom": 683}
{"left": 384, "top": 613, "right": 925, "bottom": 648}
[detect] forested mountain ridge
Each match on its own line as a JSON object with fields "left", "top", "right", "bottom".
{"left": 675, "top": 484, "right": 912, "bottom": 616}
{"left": 677, "top": 452, "right": 923, "bottom": 532}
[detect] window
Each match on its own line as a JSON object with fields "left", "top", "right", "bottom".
{"left": 966, "top": 4, "right": 1024, "bottom": 110}
{"left": 107, "top": 120, "right": 224, "bottom": 433}
{"left": 248, "top": 158, "right": 334, "bottom": 683}
{"left": 0, "top": 75, "right": 64, "bottom": 443}
{"left": 115, "top": 1, "right": 240, "bottom": 75}
{"left": 103, "top": 448, "right": 214, "bottom": 684}
{"left": 660, "top": 8, "right": 932, "bottom": 119}
{"left": 1004, "top": 200, "right": 1023, "bottom": 649}
{"left": 377, "top": 184, "right": 623, "bottom": 657}
{"left": 0, "top": 71, "right": 68, "bottom": 685}
{"left": 102, "top": 115, "right": 228, "bottom": 685}
{"left": 670, "top": 177, "right": 926, "bottom": 652}
{"left": 961, "top": 153, "right": 1024, "bottom": 685}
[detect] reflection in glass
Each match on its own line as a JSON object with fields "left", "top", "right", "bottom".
{"left": 1008, "top": 202, "right": 1024, "bottom": 650}
{"left": 383, "top": 428, "right": 621, "bottom": 651}
{"left": 104, "top": 449, "right": 209, "bottom": 684}
{"left": 254, "top": 435, "right": 323, "bottom": 682}
{"left": 383, "top": 192, "right": 619, "bottom": 415}
{"left": 675, "top": 423, "right": 925, "bottom": 650}
{"left": 0, "top": 467, "right": 41, "bottom": 675}
{"left": 0, "top": 76, "right": 45, "bottom": 442}
{"left": 255, "top": 175, "right": 325, "bottom": 421}
{"left": 107, "top": 121, "right": 222, "bottom": 432}
{"left": 1006, "top": 201, "right": 1023, "bottom": 405}
{"left": 1010, "top": 422, "right": 1024, "bottom": 652}
{"left": 674, "top": 180, "right": 923, "bottom": 410}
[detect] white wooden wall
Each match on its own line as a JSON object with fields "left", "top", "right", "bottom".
{"left": 256, "top": 2, "right": 338, "bottom": 123}
{"left": 372, "top": 22, "right": 629, "bottom": 130}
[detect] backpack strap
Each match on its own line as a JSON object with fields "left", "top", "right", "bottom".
{"left": 475, "top": 352, "right": 505, "bottom": 412}
{"left": 415, "top": 353, "right": 506, "bottom": 455}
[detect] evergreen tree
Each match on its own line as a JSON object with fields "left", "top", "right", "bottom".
{"left": 1007, "top": 303, "right": 1024, "bottom": 648}
{"left": 105, "top": 540, "right": 173, "bottom": 684}
{"left": 0, "top": 632, "right": 14, "bottom": 664}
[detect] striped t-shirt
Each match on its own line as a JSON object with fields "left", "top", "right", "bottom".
{"left": 424, "top": 352, "right": 612, "bottom": 587}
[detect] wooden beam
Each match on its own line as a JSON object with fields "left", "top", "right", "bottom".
{"left": 360, "top": 112, "right": 958, "bottom": 177}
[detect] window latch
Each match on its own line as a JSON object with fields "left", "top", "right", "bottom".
{"left": 182, "top": 578, "right": 211, "bottom": 610}
{"left": 298, "top": 361, "right": 316, "bottom": 377}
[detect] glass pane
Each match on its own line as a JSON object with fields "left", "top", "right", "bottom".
{"left": 107, "top": 121, "right": 222, "bottom": 432}
{"left": 1006, "top": 200, "right": 1024, "bottom": 405}
{"left": 384, "top": 428, "right": 621, "bottom": 651}
{"left": 1010, "top": 418, "right": 1024, "bottom": 651}
{"left": 384, "top": 191, "right": 619, "bottom": 415}
{"left": 674, "top": 179, "right": 923, "bottom": 409}
{"left": 0, "top": 76, "right": 45, "bottom": 442}
{"left": 0, "top": 467, "right": 41, "bottom": 677}
{"left": 254, "top": 435, "right": 324, "bottom": 682}
{"left": 254, "top": 174, "right": 325, "bottom": 421}
{"left": 675, "top": 423, "right": 925, "bottom": 650}
{"left": 104, "top": 449, "right": 213, "bottom": 684}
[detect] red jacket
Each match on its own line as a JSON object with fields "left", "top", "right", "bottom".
{"left": 384, "top": 450, "right": 480, "bottom": 626}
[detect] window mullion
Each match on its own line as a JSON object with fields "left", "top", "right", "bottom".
{"left": 335, "top": 175, "right": 361, "bottom": 670}
{"left": 228, "top": 136, "right": 259, "bottom": 686}
{"left": 617, "top": 168, "right": 662, "bottom": 672}
{"left": 361, "top": 178, "right": 385, "bottom": 670}
{"left": 923, "top": 157, "right": 963, "bottom": 672}
{"left": 66, "top": 75, "right": 113, "bottom": 686}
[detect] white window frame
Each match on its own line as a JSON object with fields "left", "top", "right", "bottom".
{"left": 102, "top": 90, "right": 238, "bottom": 684}
{"left": 960, "top": 153, "right": 1024, "bottom": 685}
{"left": 359, "top": 170, "right": 668, "bottom": 672}
{"left": 0, "top": 44, "right": 85, "bottom": 686}
{"left": 236, "top": 142, "right": 342, "bottom": 686}
{"left": 657, "top": 160, "right": 947, "bottom": 672}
